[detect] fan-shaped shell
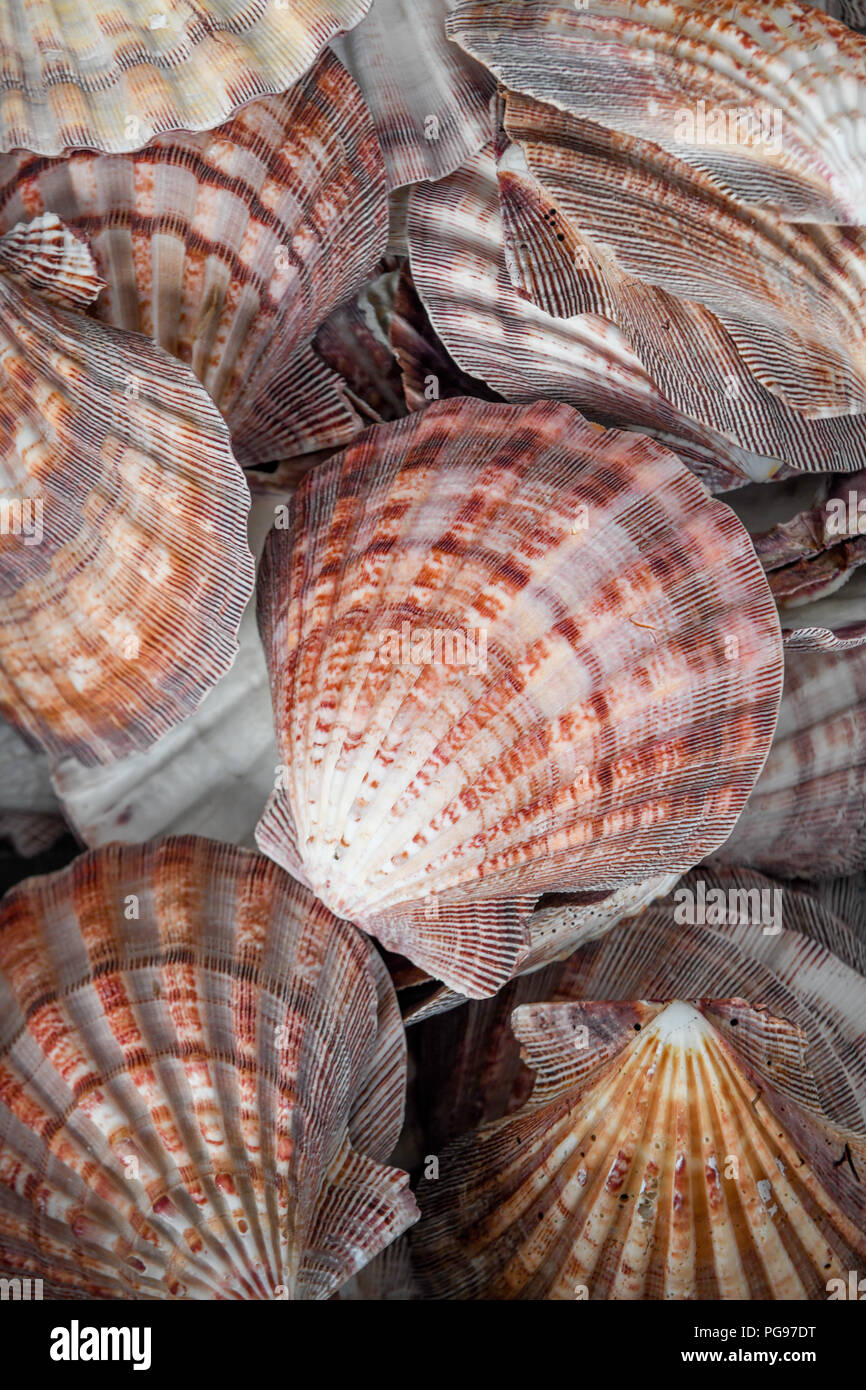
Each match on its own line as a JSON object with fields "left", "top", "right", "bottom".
{"left": 0, "top": 52, "right": 389, "bottom": 469}
{"left": 0, "top": 836, "right": 417, "bottom": 1299}
{"left": 0, "top": 0, "right": 372, "bottom": 156}
{"left": 334, "top": 0, "right": 495, "bottom": 188}
{"left": 406, "top": 144, "right": 866, "bottom": 483}
{"left": 254, "top": 396, "right": 783, "bottom": 997}
{"left": 0, "top": 258, "right": 254, "bottom": 765}
{"left": 448, "top": 0, "right": 866, "bottom": 223}
{"left": 409, "top": 866, "right": 866, "bottom": 1151}
{"left": 412, "top": 998, "right": 866, "bottom": 1298}
{"left": 498, "top": 91, "right": 866, "bottom": 421}
{"left": 712, "top": 646, "right": 866, "bottom": 877}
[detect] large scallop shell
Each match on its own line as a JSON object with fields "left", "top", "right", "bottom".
{"left": 447, "top": 0, "right": 866, "bottom": 223}
{"left": 0, "top": 52, "right": 389, "bottom": 469}
{"left": 412, "top": 998, "right": 866, "bottom": 1298}
{"left": 409, "top": 865, "right": 866, "bottom": 1151}
{"left": 0, "top": 0, "right": 372, "bottom": 156}
{"left": 498, "top": 92, "right": 866, "bottom": 421}
{"left": 334, "top": 0, "right": 495, "bottom": 188}
{"left": 712, "top": 646, "right": 866, "bottom": 877}
{"left": 254, "top": 396, "right": 783, "bottom": 997}
{"left": 407, "top": 144, "right": 866, "bottom": 482}
{"left": 0, "top": 836, "right": 417, "bottom": 1299}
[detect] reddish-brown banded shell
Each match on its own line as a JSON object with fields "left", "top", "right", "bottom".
{"left": 0, "top": 837, "right": 417, "bottom": 1299}
{"left": 411, "top": 999, "right": 866, "bottom": 1299}
{"left": 0, "top": 269, "right": 254, "bottom": 766}
{"left": 0, "top": 51, "right": 389, "bottom": 469}
{"left": 255, "top": 396, "right": 783, "bottom": 997}
{"left": 0, "top": 0, "right": 373, "bottom": 156}
{"left": 498, "top": 92, "right": 866, "bottom": 422}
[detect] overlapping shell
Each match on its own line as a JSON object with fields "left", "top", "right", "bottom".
{"left": 254, "top": 396, "right": 783, "bottom": 997}
{"left": 412, "top": 998, "right": 866, "bottom": 1298}
{"left": 0, "top": 836, "right": 417, "bottom": 1299}
{"left": 0, "top": 0, "right": 372, "bottom": 156}
{"left": 0, "top": 51, "right": 389, "bottom": 468}
{"left": 497, "top": 93, "right": 866, "bottom": 422}
{"left": 712, "top": 646, "right": 866, "bottom": 877}
{"left": 0, "top": 237, "right": 254, "bottom": 765}
{"left": 448, "top": 0, "right": 866, "bottom": 222}
{"left": 409, "top": 866, "right": 866, "bottom": 1149}
{"left": 405, "top": 143, "right": 866, "bottom": 484}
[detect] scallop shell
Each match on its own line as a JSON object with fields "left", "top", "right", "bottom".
{"left": 498, "top": 91, "right": 866, "bottom": 421}
{"left": 447, "top": 0, "right": 866, "bottom": 223}
{"left": 0, "top": 836, "right": 417, "bottom": 1299}
{"left": 712, "top": 646, "right": 866, "bottom": 878}
{"left": 412, "top": 998, "right": 866, "bottom": 1298}
{"left": 0, "top": 52, "right": 388, "bottom": 470}
{"left": 0, "top": 253, "right": 255, "bottom": 765}
{"left": 334, "top": 0, "right": 495, "bottom": 188}
{"left": 398, "top": 872, "right": 680, "bottom": 1025}
{"left": 0, "top": 212, "right": 105, "bottom": 308}
{"left": 407, "top": 144, "right": 866, "bottom": 483}
{"left": 408, "top": 865, "right": 866, "bottom": 1151}
{"left": 0, "top": 0, "right": 372, "bottom": 156}
{"left": 254, "top": 396, "right": 783, "bottom": 997}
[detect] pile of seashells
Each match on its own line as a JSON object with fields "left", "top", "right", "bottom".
{"left": 0, "top": 0, "right": 865, "bottom": 1302}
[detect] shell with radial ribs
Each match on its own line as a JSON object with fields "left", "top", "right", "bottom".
{"left": 0, "top": 230, "right": 254, "bottom": 766}
{"left": 412, "top": 999, "right": 866, "bottom": 1298}
{"left": 712, "top": 645, "right": 866, "bottom": 878}
{"left": 0, "top": 51, "right": 389, "bottom": 468}
{"left": 407, "top": 865, "right": 866, "bottom": 1152}
{"left": 447, "top": 0, "right": 866, "bottom": 222}
{"left": 254, "top": 396, "right": 783, "bottom": 999}
{"left": 496, "top": 93, "right": 866, "bottom": 422}
{"left": 0, "top": 837, "right": 418, "bottom": 1300}
{"left": 0, "top": 0, "right": 372, "bottom": 156}
{"left": 405, "top": 145, "right": 866, "bottom": 486}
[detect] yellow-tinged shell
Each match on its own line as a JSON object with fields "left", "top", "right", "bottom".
{"left": 254, "top": 396, "right": 783, "bottom": 998}
{"left": 0, "top": 262, "right": 255, "bottom": 765}
{"left": 0, "top": 0, "right": 373, "bottom": 156}
{"left": 412, "top": 999, "right": 866, "bottom": 1299}
{"left": 0, "top": 836, "right": 418, "bottom": 1299}
{"left": 0, "top": 51, "right": 389, "bottom": 468}
{"left": 408, "top": 866, "right": 866, "bottom": 1150}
